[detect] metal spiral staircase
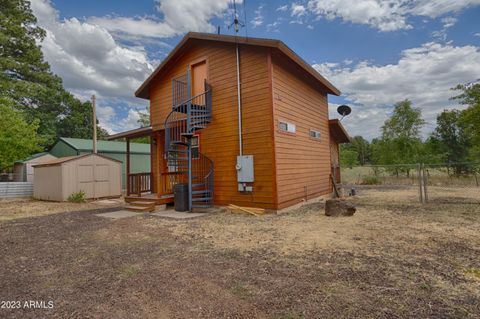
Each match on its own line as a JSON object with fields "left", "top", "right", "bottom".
{"left": 164, "top": 72, "right": 214, "bottom": 210}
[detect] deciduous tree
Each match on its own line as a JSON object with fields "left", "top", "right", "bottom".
{"left": 0, "top": 98, "right": 42, "bottom": 170}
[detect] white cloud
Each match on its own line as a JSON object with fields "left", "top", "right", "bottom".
{"left": 432, "top": 16, "right": 458, "bottom": 40}
{"left": 30, "top": 0, "right": 153, "bottom": 133}
{"left": 315, "top": 42, "right": 480, "bottom": 139}
{"left": 89, "top": 0, "right": 235, "bottom": 39}
{"left": 441, "top": 16, "right": 457, "bottom": 28}
{"left": 305, "top": 0, "right": 480, "bottom": 31}
{"left": 251, "top": 5, "right": 264, "bottom": 28}
{"left": 267, "top": 18, "right": 284, "bottom": 32}
{"left": 475, "top": 33, "right": 480, "bottom": 37}
{"left": 277, "top": 5, "right": 289, "bottom": 12}
{"left": 291, "top": 3, "right": 307, "bottom": 17}
{"left": 31, "top": 0, "right": 153, "bottom": 100}
{"left": 410, "top": 0, "right": 480, "bottom": 17}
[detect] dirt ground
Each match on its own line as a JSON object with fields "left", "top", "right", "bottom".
{"left": 0, "top": 198, "right": 123, "bottom": 221}
{"left": 0, "top": 188, "right": 479, "bottom": 318}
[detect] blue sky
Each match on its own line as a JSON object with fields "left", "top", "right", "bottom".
{"left": 30, "top": 0, "right": 480, "bottom": 139}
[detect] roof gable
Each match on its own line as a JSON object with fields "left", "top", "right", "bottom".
{"left": 135, "top": 32, "right": 340, "bottom": 99}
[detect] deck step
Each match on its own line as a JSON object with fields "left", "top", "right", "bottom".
{"left": 130, "top": 201, "right": 156, "bottom": 207}
{"left": 192, "top": 190, "right": 209, "bottom": 195}
{"left": 192, "top": 205, "right": 213, "bottom": 209}
{"left": 192, "top": 197, "right": 212, "bottom": 202}
{"left": 125, "top": 205, "right": 155, "bottom": 212}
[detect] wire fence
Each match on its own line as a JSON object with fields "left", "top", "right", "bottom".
{"left": 340, "top": 162, "right": 480, "bottom": 204}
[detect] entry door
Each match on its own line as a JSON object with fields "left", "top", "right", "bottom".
{"left": 191, "top": 61, "right": 207, "bottom": 96}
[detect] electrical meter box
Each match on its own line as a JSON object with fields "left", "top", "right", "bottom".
{"left": 236, "top": 155, "right": 254, "bottom": 192}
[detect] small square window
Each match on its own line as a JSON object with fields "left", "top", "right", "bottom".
{"left": 310, "top": 130, "right": 321, "bottom": 139}
{"left": 279, "top": 121, "right": 295, "bottom": 133}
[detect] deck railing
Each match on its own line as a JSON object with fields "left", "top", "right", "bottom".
{"left": 160, "top": 171, "right": 187, "bottom": 195}
{"left": 127, "top": 172, "right": 152, "bottom": 196}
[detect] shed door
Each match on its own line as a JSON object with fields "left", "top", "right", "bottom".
{"left": 78, "top": 164, "right": 94, "bottom": 198}
{"left": 94, "top": 164, "right": 110, "bottom": 198}
{"left": 191, "top": 61, "right": 207, "bottom": 97}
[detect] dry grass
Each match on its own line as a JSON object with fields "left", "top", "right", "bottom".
{"left": 1, "top": 187, "right": 479, "bottom": 318}
{"left": 0, "top": 198, "right": 123, "bottom": 221}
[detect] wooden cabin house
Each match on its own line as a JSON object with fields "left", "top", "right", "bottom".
{"left": 108, "top": 32, "right": 350, "bottom": 211}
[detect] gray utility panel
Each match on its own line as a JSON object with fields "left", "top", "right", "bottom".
{"left": 236, "top": 155, "right": 254, "bottom": 192}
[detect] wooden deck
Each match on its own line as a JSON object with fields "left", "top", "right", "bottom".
{"left": 125, "top": 193, "right": 174, "bottom": 205}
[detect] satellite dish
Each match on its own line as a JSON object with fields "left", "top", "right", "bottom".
{"left": 337, "top": 104, "right": 351, "bottom": 121}
{"left": 337, "top": 104, "right": 351, "bottom": 117}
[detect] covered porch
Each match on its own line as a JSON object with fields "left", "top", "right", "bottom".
{"left": 107, "top": 127, "right": 176, "bottom": 205}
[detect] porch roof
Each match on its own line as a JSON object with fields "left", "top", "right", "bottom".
{"left": 329, "top": 119, "right": 351, "bottom": 144}
{"left": 106, "top": 126, "right": 153, "bottom": 141}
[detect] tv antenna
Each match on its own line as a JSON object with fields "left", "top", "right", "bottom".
{"left": 228, "top": 0, "right": 245, "bottom": 34}
{"left": 337, "top": 104, "right": 352, "bottom": 121}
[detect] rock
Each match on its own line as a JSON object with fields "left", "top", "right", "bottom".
{"left": 325, "top": 198, "right": 356, "bottom": 217}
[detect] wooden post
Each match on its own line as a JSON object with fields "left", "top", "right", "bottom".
{"left": 126, "top": 138, "right": 130, "bottom": 196}
{"left": 92, "top": 95, "right": 97, "bottom": 154}
{"left": 418, "top": 163, "right": 423, "bottom": 204}
{"left": 423, "top": 166, "right": 428, "bottom": 203}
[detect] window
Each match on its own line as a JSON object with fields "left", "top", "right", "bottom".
{"left": 310, "top": 130, "right": 321, "bottom": 140}
{"left": 279, "top": 121, "right": 296, "bottom": 133}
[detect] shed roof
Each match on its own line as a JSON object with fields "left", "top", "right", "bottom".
{"left": 135, "top": 32, "right": 340, "bottom": 99}
{"left": 329, "top": 119, "right": 351, "bottom": 144}
{"left": 57, "top": 137, "right": 150, "bottom": 154}
{"left": 33, "top": 153, "right": 122, "bottom": 168}
{"left": 15, "top": 152, "right": 52, "bottom": 164}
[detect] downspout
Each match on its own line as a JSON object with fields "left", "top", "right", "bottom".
{"left": 236, "top": 43, "right": 243, "bottom": 156}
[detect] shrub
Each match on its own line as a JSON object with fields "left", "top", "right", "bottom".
{"left": 68, "top": 190, "right": 86, "bottom": 203}
{"left": 361, "top": 176, "right": 382, "bottom": 185}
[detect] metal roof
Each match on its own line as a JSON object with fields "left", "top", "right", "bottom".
{"left": 57, "top": 138, "right": 150, "bottom": 154}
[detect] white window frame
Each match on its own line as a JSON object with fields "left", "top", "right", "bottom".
{"left": 310, "top": 129, "right": 321, "bottom": 140}
{"left": 279, "top": 121, "right": 296, "bottom": 134}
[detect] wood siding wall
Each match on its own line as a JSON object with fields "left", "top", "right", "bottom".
{"left": 271, "top": 53, "right": 332, "bottom": 209}
{"left": 149, "top": 41, "right": 276, "bottom": 208}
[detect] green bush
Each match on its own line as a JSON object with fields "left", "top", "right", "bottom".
{"left": 361, "top": 176, "right": 382, "bottom": 185}
{"left": 68, "top": 190, "right": 86, "bottom": 203}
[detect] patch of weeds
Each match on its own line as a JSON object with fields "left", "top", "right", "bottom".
{"left": 361, "top": 176, "right": 382, "bottom": 185}
{"left": 68, "top": 190, "right": 86, "bottom": 203}
{"left": 465, "top": 268, "right": 480, "bottom": 279}
{"left": 230, "top": 282, "right": 252, "bottom": 299}
{"left": 119, "top": 265, "right": 140, "bottom": 279}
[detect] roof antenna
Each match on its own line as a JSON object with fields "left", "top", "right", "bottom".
{"left": 228, "top": 0, "right": 244, "bottom": 35}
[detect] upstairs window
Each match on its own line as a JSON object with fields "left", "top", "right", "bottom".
{"left": 310, "top": 130, "right": 321, "bottom": 140}
{"left": 279, "top": 121, "right": 296, "bottom": 133}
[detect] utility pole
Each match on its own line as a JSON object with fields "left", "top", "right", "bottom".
{"left": 92, "top": 95, "right": 97, "bottom": 154}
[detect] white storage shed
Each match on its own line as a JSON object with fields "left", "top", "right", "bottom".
{"left": 13, "top": 152, "right": 57, "bottom": 182}
{"left": 33, "top": 154, "right": 122, "bottom": 201}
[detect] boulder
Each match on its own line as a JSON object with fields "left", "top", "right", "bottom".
{"left": 325, "top": 198, "right": 356, "bottom": 217}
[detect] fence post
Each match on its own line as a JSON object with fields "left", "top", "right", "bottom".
{"left": 418, "top": 163, "right": 424, "bottom": 204}
{"left": 475, "top": 172, "right": 479, "bottom": 187}
{"left": 423, "top": 165, "right": 428, "bottom": 203}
